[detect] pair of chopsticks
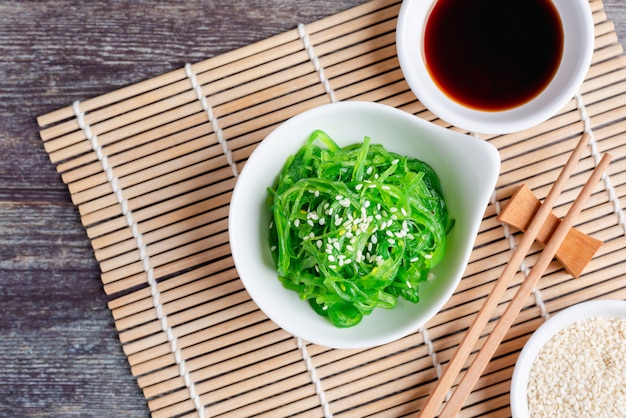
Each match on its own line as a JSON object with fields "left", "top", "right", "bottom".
{"left": 418, "top": 132, "right": 612, "bottom": 418}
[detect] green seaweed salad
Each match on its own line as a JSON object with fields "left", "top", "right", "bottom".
{"left": 267, "top": 130, "right": 454, "bottom": 328}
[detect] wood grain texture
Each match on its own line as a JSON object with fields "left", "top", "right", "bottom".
{"left": 0, "top": 1, "right": 624, "bottom": 417}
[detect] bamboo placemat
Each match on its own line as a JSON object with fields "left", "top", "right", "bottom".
{"left": 37, "top": 0, "right": 626, "bottom": 416}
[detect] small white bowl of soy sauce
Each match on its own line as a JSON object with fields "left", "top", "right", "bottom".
{"left": 396, "top": 0, "right": 594, "bottom": 135}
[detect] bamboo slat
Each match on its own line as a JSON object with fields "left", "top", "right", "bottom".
{"left": 37, "top": 0, "right": 626, "bottom": 416}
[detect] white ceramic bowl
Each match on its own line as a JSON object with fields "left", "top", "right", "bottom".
{"left": 511, "top": 299, "right": 626, "bottom": 417}
{"left": 229, "top": 101, "right": 500, "bottom": 349}
{"left": 396, "top": 0, "right": 594, "bottom": 134}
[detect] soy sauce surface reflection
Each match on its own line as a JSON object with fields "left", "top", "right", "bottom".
{"left": 423, "top": 0, "right": 564, "bottom": 111}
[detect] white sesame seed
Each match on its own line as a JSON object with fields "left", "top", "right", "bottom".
{"left": 364, "top": 200, "right": 371, "bottom": 208}
{"left": 366, "top": 166, "right": 373, "bottom": 175}
{"left": 410, "top": 257, "right": 419, "bottom": 263}
{"left": 382, "top": 185, "right": 390, "bottom": 190}
{"left": 314, "top": 190, "right": 319, "bottom": 197}
{"left": 355, "top": 183, "right": 363, "bottom": 191}
{"left": 371, "top": 235, "right": 378, "bottom": 244}
{"left": 316, "top": 240, "right": 323, "bottom": 249}
{"left": 336, "top": 195, "right": 344, "bottom": 200}
{"left": 401, "top": 208, "right": 408, "bottom": 217}
{"left": 294, "top": 219, "right": 300, "bottom": 227}
{"left": 405, "top": 280, "right": 412, "bottom": 289}
{"left": 388, "top": 238, "right": 395, "bottom": 244}
{"left": 386, "top": 230, "right": 393, "bottom": 237}
{"left": 328, "top": 255, "right": 336, "bottom": 262}
{"left": 307, "top": 220, "right": 314, "bottom": 227}
{"left": 319, "top": 218, "right": 325, "bottom": 225}
{"left": 271, "top": 246, "right": 277, "bottom": 251}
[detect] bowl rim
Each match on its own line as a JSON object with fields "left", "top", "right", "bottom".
{"left": 396, "top": 0, "right": 595, "bottom": 134}
{"left": 228, "top": 101, "right": 500, "bottom": 349}
{"left": 510, "top": 299, "right": 626, "bottom": 417}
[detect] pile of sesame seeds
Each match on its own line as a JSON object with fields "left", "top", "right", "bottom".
{"left": 527, "top": 316, "right": 626, "bottom": 417}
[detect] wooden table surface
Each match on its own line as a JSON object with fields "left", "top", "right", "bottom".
{"left": 1, "top": 1, "right": 624, "bottom": 416}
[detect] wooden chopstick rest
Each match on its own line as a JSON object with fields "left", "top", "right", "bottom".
{"left": 497, "top": 184, "right": 602, "bottom": 278}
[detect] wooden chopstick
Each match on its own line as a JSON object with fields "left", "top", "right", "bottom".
{"left": 417, "top": 132, "right": 591, "bottom": 418}
{"left": 438, "top": 152, "right": 612, "bottom": 417}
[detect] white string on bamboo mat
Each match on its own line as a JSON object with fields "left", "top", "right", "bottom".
{"left": 186, "top": 59, "right": 333, "bottom": 417}
{"left": 419, "top": 326, "right": 443, "bottom": 380}
{"left": 296, "top": 338, "right": 333, "bottom": 418}
{"left": 419, "top": 325, "right": 451, "bottom": 403}
{"left": 575, "top": 91, "right": 626, "bottom": 235}
{"left": 185, "top": 63, "right": 239, "bottom": 178}
{"left": 72, "top": 101, "right": 206, "bottom": 418}
{"left": 490, "top": 191, "right": 551, "bottom": 320}
{"left": 297, "top": 23, "right": 337, "bottom": 103}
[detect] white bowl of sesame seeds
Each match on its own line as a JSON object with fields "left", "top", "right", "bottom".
{"left": 229, "top": 101, "right": 500, "bottom": 349}
{"left": 511, "top": 299, "right": 626, "bottom": 418}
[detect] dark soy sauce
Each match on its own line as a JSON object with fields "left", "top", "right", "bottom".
{"left": 423, "top": 0, "right": 564, "bottom": 111}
